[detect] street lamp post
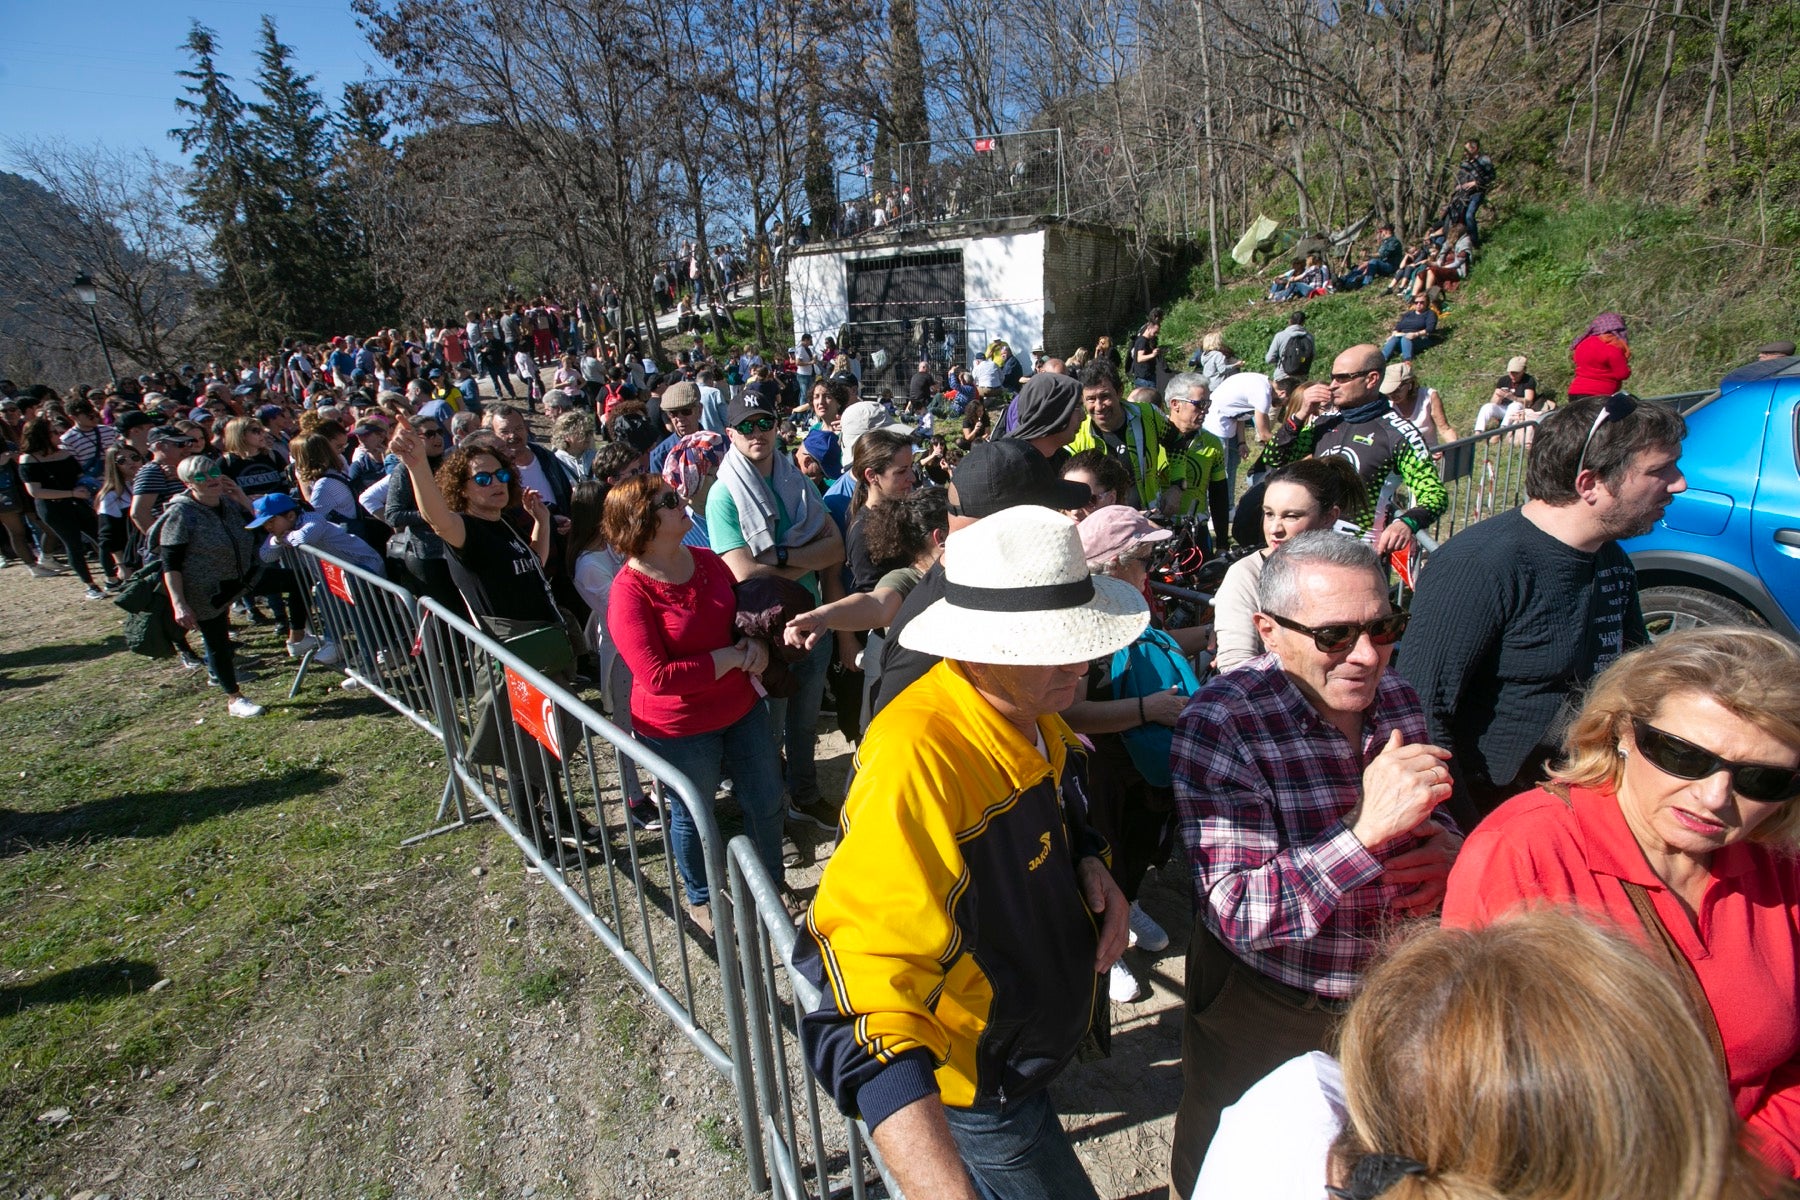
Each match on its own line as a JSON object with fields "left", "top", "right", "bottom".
{"left": 72, "top": 272, "right": 117, "bottom": 385}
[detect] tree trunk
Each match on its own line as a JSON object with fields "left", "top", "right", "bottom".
{"left": 1196, "top": 0, "right": 1223, "bottom": 290}
{"left": 1698, "top": 0, "right": 1732, "bottom": 162}
{"left": 1650, "top": 0, "right": 1685, "bottom": 150}
{"left": 1582, "top": 0, "right": 1605, "bottom": 191}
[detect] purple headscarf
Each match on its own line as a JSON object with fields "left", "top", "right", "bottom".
{"left": 662, "top": 430, "right": 725, "bottom": 503}
{"left": 1572, "top": 311, "right": 1628, "bottom": 353}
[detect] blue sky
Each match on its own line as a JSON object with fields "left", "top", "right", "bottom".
{"left": 0, "top": 0, "right": 377, "bottom": 164}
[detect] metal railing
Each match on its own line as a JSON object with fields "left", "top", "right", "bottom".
{"left": 276, "top": 543, "right": 471, "bottom": 840}
{"left": 727, "top": 837, "right": 902, "bottom": 1200}
{"left": 414, "top": 596, "right": 764, "bottom": 1183}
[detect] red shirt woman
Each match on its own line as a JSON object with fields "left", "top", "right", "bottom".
{"left": 603, "top": 473, "right": 786, "bottom": 927}
{"left": 1442, "top": 628, "right": 1800, "bottom": 1177}
{"left": 1569, "top": 311, "right": 1632, "bottom": 397}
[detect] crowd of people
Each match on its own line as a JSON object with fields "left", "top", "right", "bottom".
{"left": 7, "top": 225, "right": 1800, "bottom": 1199}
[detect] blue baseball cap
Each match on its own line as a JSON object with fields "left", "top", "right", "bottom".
{"left": 245, "top": 493, "right": 301, "bottom": 528}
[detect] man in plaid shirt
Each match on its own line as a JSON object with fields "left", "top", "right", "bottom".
{"left": 1166, "top": 531, "right": 1462, "bottom": 1197}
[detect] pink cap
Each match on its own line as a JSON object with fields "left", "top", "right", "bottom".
{"left": 1077, "top": 504, "right": 1173, "bottom": 565}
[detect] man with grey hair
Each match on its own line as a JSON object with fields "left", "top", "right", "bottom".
{"left": 1166, "top": 530, "right": 1461, "bottom": 1196}
{"left": 1157, "top": 372, "right": 1230, "bottom": 549}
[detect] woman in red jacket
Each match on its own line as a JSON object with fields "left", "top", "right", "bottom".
{"left": 1442, "top": 628, "right": 1800, "bottom": 1178}
{"left": 604, "top": 473, "right": 784, "bottom": 935}
{"left": 1569, "top": 310, "right": 1632, "bottom": 397}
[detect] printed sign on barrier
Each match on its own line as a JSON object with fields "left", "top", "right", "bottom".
{"left": 322, "top": 561, "right": 354, "bottom": 603}
{"left": 505, "top": 666, "right": 562, "bottom": 759}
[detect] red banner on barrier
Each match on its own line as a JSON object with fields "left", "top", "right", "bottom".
{"left": 973, "top": 137, "right": 995, "bottom": 152}
{"left": 506, "top": 666, "right": 562, "bottom": 760}
{"left": 322, "top": 561, "right": 353, "bottom": 603}
{"left": 1389, "top": 541, "right": 1417, "bottom": 591}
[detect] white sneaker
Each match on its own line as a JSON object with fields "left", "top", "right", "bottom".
{"left": 314, "top": 641, "right": 342, "bottom": 666}
{"left": 1108, "top": 959, "right": 1145, "bottom": 1004}
{"left": 286, "top": 633, "right": 321, "bottom": 658}
{"left": 1127, "top": 901, "right": 1169, "bottom": 952}
{"left": 227, "top": 697, "right": 265, "bottom": 718}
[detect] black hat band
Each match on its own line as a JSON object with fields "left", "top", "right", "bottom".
{"left": 944, "top": 575, "right": 1094, "bottom": 613}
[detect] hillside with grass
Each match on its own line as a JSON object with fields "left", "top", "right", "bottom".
{"left": 1155, "top": 197, "right": 1800, "bottom": 434}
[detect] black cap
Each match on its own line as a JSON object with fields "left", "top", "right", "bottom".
{"left": 727, "top": 392, "right": 775, "bottom": 426}
{"left": 951, "top": 440, "right": 1090, "bottom": 519}
{"left": 611, "top": 408, "right": 659, "bottom": 453}
{"left": 116, "top": 410, "right": 156, "bottom": 432}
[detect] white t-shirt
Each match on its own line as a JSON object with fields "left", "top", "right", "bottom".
{"left": 515, "top": 451, "right": 557, "bottom": 508}
{"left": 1204, "top": 372, "right": 1276, "bottom": 439}
{"left": 1193, "top": 1052, "right": 1345, "bottom": 1200}
{"left": 972, "top": 358, "right": 1003, "bottom": 389}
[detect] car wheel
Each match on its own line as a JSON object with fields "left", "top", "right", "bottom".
{"left": 1639, "top": 585, "right": 1764, "bottom": 638}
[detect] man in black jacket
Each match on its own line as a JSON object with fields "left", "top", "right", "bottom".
{"left": 484, "top": 405, "right": 573, "bottom": 520}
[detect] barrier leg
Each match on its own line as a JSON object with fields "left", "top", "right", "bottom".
{"left": 287, "top": 646, "right": 315, "bottom": 700}
{"left": 399, "top": 773, "right": 489, "bottom": 847}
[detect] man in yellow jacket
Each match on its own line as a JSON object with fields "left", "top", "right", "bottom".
{"left": 1066, "top": 361, "right": 1170, "bottom": 509}
{"left": 796, "top": 504, "right": 1145, "bottom": 1200}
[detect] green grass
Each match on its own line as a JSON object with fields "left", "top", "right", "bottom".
{"left": 0, "top": 619, "right": 480, "bottom": 1177}
{"left": 1152, "top": 197, "right": 1800, "bottom": 432}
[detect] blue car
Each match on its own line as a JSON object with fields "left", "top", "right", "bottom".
{"left": 1625, "top": 356, "right": 1800, "bottom": 641}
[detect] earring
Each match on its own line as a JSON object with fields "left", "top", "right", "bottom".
{"left": 1617, "top": 744, "right": 1628, "bottom": 758}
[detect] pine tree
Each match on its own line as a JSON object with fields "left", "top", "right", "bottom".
{"left": 172, "top": 22, "right": 273, "bottom": 348}
{"left": 173, "top": 19, "right": 392, "bottom": 350}
{"left": 245, "top": 16, "right": 373, "bottom": 340}
{"left": 802, "top": 46, "right": 838, "bottom": 235}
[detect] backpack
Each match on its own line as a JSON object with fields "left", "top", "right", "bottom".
{"left": 1278, "top": 329, "right": 1315, "bottom": 379}
{"left": 1109, "top": 627, "right": 1203, "bottom": 788}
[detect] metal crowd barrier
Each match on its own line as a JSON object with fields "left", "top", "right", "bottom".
{"left": 415, "top": 596, "right": 765, "bottom": 1184}
{"left": 275, "top": 543, "right": 471, "bottom": 842}
{"left": 727, "top": 837, "right": 901, "bottom": 1200}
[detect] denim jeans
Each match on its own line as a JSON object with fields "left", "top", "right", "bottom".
{"left": 1451, "top": 191, "right": 1485, "bottom": 244}
{"left": 764, "top": 632, "right": 831, "bottom": 806}
{"left": 1382, "top": 334, "right": 1423, "bottom": 362}
{"left": 943, "top": 1089, "right": 1099, "bottom": 1200}
{"left": 639, "top": 702, "right": 785, "bottom": 905}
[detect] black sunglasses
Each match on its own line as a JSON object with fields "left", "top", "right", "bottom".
{"left": 1264, "top": 609, "right": 1410, "bottom": 653}
{"left": 734, "top": 415, "right": 776, "bottom": 435}
{"left": 1574, "top": 393, "right": 1638, "bottom": 479}
{"left": 470, "top": 468, "right": 514, "bottom": 486}
{"left": 653, "top": 490, "right": 683, "bottom": 511}
{"left": 1329, "top": 370, "right": 1373, "bottom": 384}
{"left": 1631, "top": 719, "right": 1800, "bottom": 803}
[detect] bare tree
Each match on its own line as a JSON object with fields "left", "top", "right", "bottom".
{"left": 1, "top": 139, "right": 210, "bottom": 385}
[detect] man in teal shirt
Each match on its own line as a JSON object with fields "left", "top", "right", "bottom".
{"left": 708, "top": 392, "right": 846, "bottom": 831}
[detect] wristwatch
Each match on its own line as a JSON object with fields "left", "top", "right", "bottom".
{"left": 775, "top": 545, "right": 789, "bottom": 568}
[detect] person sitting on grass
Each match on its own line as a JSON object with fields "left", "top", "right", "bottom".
{"left": 1381, "top": 295, "right": 1439, "bottom": 362}
{"left": 1336, "top": 223, "right": 1403, "bottom": 292}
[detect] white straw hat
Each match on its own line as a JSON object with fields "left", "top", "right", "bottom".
{"left": 899, "top": 506, "right": 1149, "bottom": 666}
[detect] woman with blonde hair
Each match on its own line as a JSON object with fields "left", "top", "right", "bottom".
{"left": 1195, "top": 911, "right": 1777, "bottom": 1199}
{"left": 1193, "top": 331, "right": 1240, "bottom": 391}
{"left": 1445, "top": 627, "right": 1800, "bottom": 1177}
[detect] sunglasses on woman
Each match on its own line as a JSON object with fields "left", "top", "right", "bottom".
{"left": 1263, "top": 610, "right": 1410, "bottom": 653}
{"left": 1631, "top": 718, "right": 1800, "bottom": 802}
{"left": 654, "top": 490, "right": 683, "bottom": 511}
{"left": 470, "top": 468, "right": 514, "bottom": 487}
{"left": 734, "top": 415, "right": 776, "bottom": 435}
